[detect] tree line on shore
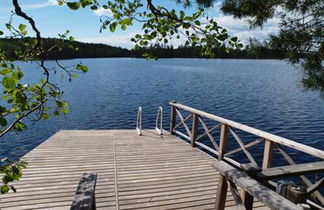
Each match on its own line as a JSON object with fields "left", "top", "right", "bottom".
{"left": 0, "top": 37, "right": 286, "bottom": 60}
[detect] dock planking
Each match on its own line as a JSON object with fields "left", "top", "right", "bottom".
{"left": 0, "top": 129, "right": 268, "bottom": 210}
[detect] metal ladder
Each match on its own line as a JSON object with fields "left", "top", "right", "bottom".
{"left": 155, "top": 106, "right": 163, "bottom": 135}
{"left": 136, "top": 107, "right": 142, "bottom": 135}
{"left": 136, "top": 106, "right": 163, "bottom": 136}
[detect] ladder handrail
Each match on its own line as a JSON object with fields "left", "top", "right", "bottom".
{"left": 136, "top": 106, "right": 142, "bottom": 135}
{"left": 155, "top": 106, "right": 163, "bottom": 135}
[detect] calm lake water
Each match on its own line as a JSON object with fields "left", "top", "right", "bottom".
{"left": 1, "top": 58, "right": 323, "bottom": 163}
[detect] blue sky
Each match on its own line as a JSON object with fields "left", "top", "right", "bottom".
{"left": 0, "top": 0, "right": 280, "bottom": 49}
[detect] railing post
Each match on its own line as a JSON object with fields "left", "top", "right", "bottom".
{"left": 263, "top": 139, "right": 274, "bottom": 169}
{"left": 238, "top": 140, "right": 272, "bottom": 210}
{"left": 170, "top": 101, "right": 177, "bottom": 135}
{"left": 215, "top": 124, "right": 229, "bottom": 210}
{"left": 191, "top": 114, "right": 199, "bottom": 147}
{"left": 218, "top": 124, "right": 228, "bottom": 160}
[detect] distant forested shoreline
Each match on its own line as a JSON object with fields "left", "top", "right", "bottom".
{"left": 0, "top": 38, "right": 286, "bottom": 60}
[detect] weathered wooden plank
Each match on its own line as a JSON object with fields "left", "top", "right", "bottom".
{"left": 213, "top": 161, "right": 303, "bottom": 210}
{"left": 307, "top": 178, "right": 324, "bottom": 195}
{"left": 258, "top": 161, "right": 324, "bottom": 179}
{"left": 0, "top": 129, "right": 267, "bottom": 210}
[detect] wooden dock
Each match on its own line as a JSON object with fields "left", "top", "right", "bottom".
{"left": 0, "top": 129, "right": 267, "bottom": 210}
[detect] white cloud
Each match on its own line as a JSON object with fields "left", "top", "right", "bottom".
{"left": 199, "top": 15, "right": 280, "bottom": 44}
{"left": 48, "top": 0, "right": 59, "bottom": 5}
{"left": 216, "top": 16, "right": 249, "bottom": 32}
{"left": 202, "top": 2, "right": 280, "bottom": 44}
{"left": 218, "top": 16, "right": 280, "bottom": 43}
{"left": 78, "top": 32, "right": 139, "bottom": 49}
{"left": 93, "top": 8, "right": 112, "bottom": 16}
{"left": 21, "top": 0, "right": 58, "bottom": 10}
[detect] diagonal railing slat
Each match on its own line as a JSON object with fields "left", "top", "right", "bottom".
{"left": 225, "top": 138, "right": 264, "bottom": 157}
{"left": 198, "top": 116, "right": 219, "bottom": 151}
{"left": 173, "top": 113, "right": 193, "bottom": 130}
{"left": 196, "top": 123, "right": 221, "bottom": 142}
{"left": 229, "top": 128, "right": 258, "bottom": 165}
{"left": 175, "top": 108, "right": 192, "bottom": 138}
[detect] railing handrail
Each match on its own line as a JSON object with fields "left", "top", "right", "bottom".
{"left": 169, "top": 101, "right": 324, "bottom": 159}
{"left": 170, "top": 101, "right": 324, "bottom": 208}
{"left": 136, "top": 106, "right": 142, "bottom": 135}
{"left": 155, "top": 106, "right": 163, "bottom": 135}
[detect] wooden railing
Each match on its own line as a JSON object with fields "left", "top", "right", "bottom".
{"left": 169, "top": 101, "right": 324, "bottom": 209}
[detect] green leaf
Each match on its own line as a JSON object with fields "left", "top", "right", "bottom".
{"left": 90, "top": 5, "right": 98, "bottom": 10}
{"left": 0, "top": 117, "right": 8, "bottom": 127}
{"left": 12, "top": 71, "right": 24, "bottom": 80}
{"left": 109, "top": 22, "right": 118, "bottom": 32}
{"left": 66, "top": 2, "right": 80, "bottom": 10}
{"left": 41, "top": 113, "right": 49, "bottom": 120}
{"left": 69, "top": 36, "right": 75, "bottom": 41}
{"left": 180, "top": 10, "right": 185, "bottom": 19}
{"left": 21, "top": 30, "right": 27, "bottom": 36}
{"left": 18, "top": 161, "right": 28, "bottom": 168}
{"left": 0, "top": 68, "right": 12, "bottom": 75}
{"left": 1, "top": 185, "right": 10, "bottom": 194}
{"left": 76, "top": 64, "right": 88, "bottom": 72}
{"left": 0, "top": 106, "right": 6, "bottom": 113}
{"left": 2, "top": 77, "right": 16, "bottom": 89}
{"left": 13, "top": 122, "right": 26, "bottom": 131}
{"left": 183, "top": 23, "right": 191, "bottom": 29}
{"left": 11, "top": 166, "right": 19, "bottom": 176}
{"left": 0, "top": 30, "right": 3, "bottom": 35}
{"left": 57, "top": 0, "right": 64, "bottom": 6}
{"left": 56, "top": 100, "right": 63, "bottom": 107}
{"left": 60, "top": 108, "right": 69, "bottom": 114}
{"left": 70, "top": 73, "right": 78, "bottom": 79}
{"left": 231, "top": 37, "right": 238, "bottom": 42}
{"left": 18, "top": 24, "right": 27, "bottom": 32}
{"left": 121, "top": 18, "right": 132, "bottom": 25}
{"left": 193, "top": 12, "right": 201, "bottom": 19}
{"left": 121, "top": 24, "right": 127, "bottom": 31}
{"left": 2, "top": 175, "right": 13, "bottom": 184}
